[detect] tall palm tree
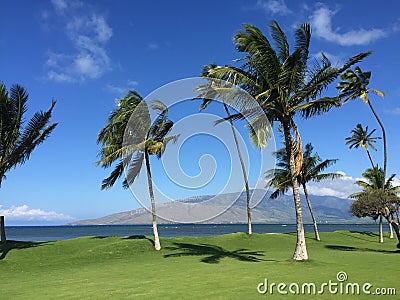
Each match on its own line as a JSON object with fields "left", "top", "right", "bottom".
{"left": 266, "top": 143, "right": 341, "bottom": 241}
{"left": 345, "top": 123, "right": 381, "bottom": 168}
{"left": 97, "top": 91, "right": 179, "bottom": 250}
{"left": 338, "top": 67, "right": 387, "bottom": 179}
{"left": 350, "top": 167, "right": 400, "bottom": 245}
{"left": 202, "top": 20, "right": 370, "bottom": 260}
{"left": 0, "top": 83, "right": 57, "bottom": 243}
{"left": 194, "top": 76, "right": 256, "bottom": 235}
{"left": 339, "top": 68, "right": 392, "bottom": 240}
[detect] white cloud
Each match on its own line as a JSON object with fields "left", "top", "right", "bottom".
{"left": 256, "top": 0, "right": 291, "bottom": 15}
{"left": 0, "top": 205, "right": 72, "bottom": 221}
{"left": 310, "top": 5, "right": 387, "bottom": 46}
{"left": 45, "top": 4, "right": 113, "bottom": 82}
{"left": 305, "top": 171, "right": 362, "bottom": 199}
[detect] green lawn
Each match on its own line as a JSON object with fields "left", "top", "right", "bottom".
{"left": 0, "top": 231, "right": 399, "bottom": 299}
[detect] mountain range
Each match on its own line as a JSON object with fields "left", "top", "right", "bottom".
{"left": 69, "top": 189, "right": 370, "bottom": 225}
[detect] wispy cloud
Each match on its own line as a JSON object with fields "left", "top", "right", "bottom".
{"left": 385, "top": 107, "right": 400, "bottom": 115}
{"left": 51, "top": 0, "right": 67, "bottom": 13}
{"left": 256, "top": 0, "right": 291, "bottom": 15}
{"left": 106, "top": 79, "right": 139, "bottom": 95}
{"left": 45, "top": 2, "right": 113, "bottom": 82}
{"left": 0, "top": 205, "right": 73, "bottom": 221}
{"left": 146, "top": 42, "right": 159, "bottom": 50}
{"left": 310, "top": 4, "right": 387, "bottom": 46}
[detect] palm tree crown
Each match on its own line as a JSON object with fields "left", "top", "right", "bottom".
{"left": 0, "top": 83, "right": 57, "bottom": 187}
{"left": 345, "top": 123, "right": 380, "bottom": 168}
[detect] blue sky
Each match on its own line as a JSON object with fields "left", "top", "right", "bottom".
{"left": 1, "top": 0, "right": 400, "bottom": 225}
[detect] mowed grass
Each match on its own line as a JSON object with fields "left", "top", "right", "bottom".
{"left": 0, "top": 231, "right": 399, "bottom": 299}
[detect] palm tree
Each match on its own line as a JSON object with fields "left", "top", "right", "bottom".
{"left": 97, "top": 91, "right": 178, "bottom": 250}
{"left": 339, "top": 67, "right": 393, "bottom": 240}
{"left": 194, "top": 76, "right": 255, "bottom": 235}
{"left": 350, "top": 167, "right": 400, "bottom": 245}
{"left": 338, "top": 67, "right": 386, "bottom": 179}
{"left": 345, "top": 123, "right": 381, "bottom": 168}
{"left": 266, "top": 143, "right": 341, "bottom": 241}
{"left": 0, "top": 83, "right": 57, "bottom": 243}
{"left": 345, "top": 123, "right": 390, "bottom": 240}
{"left": 202, "top": 20, "right": 370, "bottom": 260}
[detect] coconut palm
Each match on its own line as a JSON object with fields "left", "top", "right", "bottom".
{"left": 350, "top": 167, "right": 400, "bottom": 246}
{"left": 345, "top": 123, "right": 390, "bottom": 240}
{"left": 97, "top": 91, "right": 179, "bottom": 250}
{"left": 266, "top": 143, "right": 341, "bottom": 241}
{"left": 0, "top": 83, "right": 57, "bottom": 243}
{"left": 338, "top": 67, "right": 386, "bottom": 178}
{"left": 345, "top": 123, "right": 381, "bottom": 168}
{"left": 339, "top": 67, "right": 392, "bottom": 240}
{"left": 202, "top": 20, "right": 370, "bottom": 260}
{"left": 194, "top": 74, "right": 255, "bottom": 235}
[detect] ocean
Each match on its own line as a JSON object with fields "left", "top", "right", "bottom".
{"left": 4, "top": 223, "right": 382, "bottom": 242}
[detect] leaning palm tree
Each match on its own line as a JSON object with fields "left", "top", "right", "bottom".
{"left": 194, "top": 74, "right": 255, "bottom": 235}
{"left": 339, "top": 67, "right": 392, "bottom": 238}
{"left": 0, "top": 83, "right": 57, "bottom": 243}
{"left": 338, "top": 67, "right": 386, "bottom": 179}
{"left": 202, "top": 20, "right": 370, "bottom": 260}
{"left": 350, "top": 167, "right": 399, "bottom": 244}
{"left": 97, "top": 91, "right": 179, "bottom": 250}
{"left": 345, "top": 123, "right": 381, "bottom": 168}
{"left": 266, "top": 143, "right": 341, "bottom": 241}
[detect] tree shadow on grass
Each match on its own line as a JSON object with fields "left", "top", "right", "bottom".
{"left": 0, "top": 240, "right": 49, "bottom": 260}
{"left": 337, "top": 231, "right": 379, "bottom": 242}
{"left": 90, "top": 235, "right": 155, "bottom": 246}
{"left": 325, "top": 245, "right": 400, "bottom": 254}
{"left": 164, "top": 242, "right": 269, "bottom": 264}
{"left": 123, "top": 235, "right": 155, "bottom": 246}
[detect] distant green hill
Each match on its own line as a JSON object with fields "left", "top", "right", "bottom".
{"left": 69, "top": 189, "right": 371, "bottom": 225}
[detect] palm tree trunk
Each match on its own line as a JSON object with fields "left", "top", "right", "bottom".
{"left": 222, "top": 101, "right": 252, "bottom": 235}
{"left": 283, "top": 120, "right": 308, "bottom": 260}
{"left": 144, "top": 151, "right": 161, "bottom": 251}
{"left": 366, "top": 150, "right": 374, "bottom": 169}
{"left": 389, "top": 221, "right": 394, "bottom": 238}
{"left": 0, "top": 216, "right": 6, "bottom": 244}
{"left": 379, "top": 215, "right": 383, "bottom": 243}
{"left": 302, "top": 183, "right": 320, "bottom": 241}
{"left": 384, "top": 216, "right": 400, "bottom": 249}
{"left": 367, "top": 100, "right": 387, "bottom": 180}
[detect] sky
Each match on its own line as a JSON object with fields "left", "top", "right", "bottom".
{"left": 1, "top": 0, "right": 400, "bottom": 225}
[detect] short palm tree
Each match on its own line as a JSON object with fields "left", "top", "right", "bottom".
{"left": 0, "top": 83, "right": 57, "bottom": 243}
{"left": 202, "top": 20, "right": 370, "bottom": 260}
{"left": 345, "top": 123, "right": 380, "bottom": 168}
{"left": 97, "top": 91, "right": 179, "bottom": 250}
{"left": 350, "top": 167, "right": 400, "bottom": 245}
{"left": 345, "top": 123, "right": 388, "bottom": 241}
{"left": 266, "top": 143, "right": 341, "bottom": 241}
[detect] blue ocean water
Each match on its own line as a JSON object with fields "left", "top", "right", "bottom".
{"left": 4, "top": 223, "right": 381, "bottom": 242}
